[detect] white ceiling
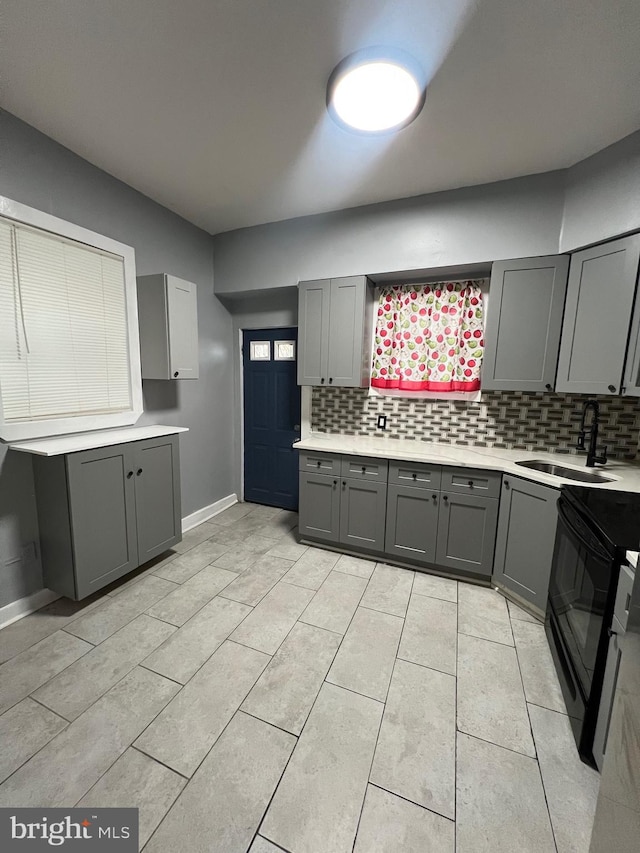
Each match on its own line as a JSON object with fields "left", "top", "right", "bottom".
{"left": 2, "top": 0, "right": 640, "bottom": 234}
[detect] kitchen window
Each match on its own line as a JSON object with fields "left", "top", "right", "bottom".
{"left": 0, "top": 196, "right": 142, "bottom": 441}
{"left": 370, "top": 280, "right": 485, "bottom": 397}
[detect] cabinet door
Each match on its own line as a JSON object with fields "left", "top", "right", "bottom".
{"left": 622, "top": 240, "right": 640, "bottom": 396}
{"left": 299, "top": 472, "right": 340, "bottom": 542}
{"left": 556, "top": 236, "right": 640, "bottom": 395}
{"left": 385, "top": 485, "right": 439, "bottom": 564}
{"left": 592, "top": 615, "right": 624, "bottom": 770}
{"left": 167, "top": 275, "right": 199, "bottom": 379}
{"left": 482, "top": 255, "right": 569, "bottom": 391}
{"left": 436, "top": 492, "right": 498, "bottom": 577}
{"left": 67, "top": 446, "right": 139, "bottom": 598}
{"left": 133, "top": 435, "right": 182, "bottom": 563}
{"left": 493, "top": 476, "right": 559, "bottom": 610}
{"left": 327, "top": 276, "right": 368, "bottom": 387}
{"left": 340, "top": 477, "right": 387, "bottom": 552}
{"left": 297, "top": 280, "right": 330, "bottom": 385}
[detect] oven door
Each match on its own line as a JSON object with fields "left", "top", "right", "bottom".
{"left": 548, "top": 494, "right": 615, "bottom": 704}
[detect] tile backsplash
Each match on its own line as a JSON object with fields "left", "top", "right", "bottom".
{"left": 311, "top": 387, "right": 640, "bottom": 461}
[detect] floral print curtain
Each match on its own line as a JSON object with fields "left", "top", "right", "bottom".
{"left": 371, "top": 280, "right": 484, "bottom": 392}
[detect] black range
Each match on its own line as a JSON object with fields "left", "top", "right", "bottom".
{"left": 546, "top": 484, "right": 640, "bottom": 767}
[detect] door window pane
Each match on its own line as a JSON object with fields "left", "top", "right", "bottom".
{"left": 275, "top": 340, "right": 295, "bottom": 360}
{"left": 250, "top": 341, "right": 270, "bottom": 360}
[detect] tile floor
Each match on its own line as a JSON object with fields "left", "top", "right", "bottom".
{"left": 0, "top": 502, "right": 600, "bottom": 852}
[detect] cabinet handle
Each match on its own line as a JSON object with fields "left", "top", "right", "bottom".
{"left": 126, "top": 471, "right": 133, "bottom": 479}
{"left": 608, "top": 626, "right": 618, "bottom": 638}
{"left": 342, "top": 480, "right": 346, "bottom": 489}
{"left": 608, "top": 384, "right": 616, "bottom": 392}
{"left": 468, "top": 480, "right": 474, "bottom": 488}
{"left": 432, "top": 493, "right": 438, "bottom": 501}
{"left": 443, "top": 495, "right": 448, "bottom": 502}
{"left": 412, "top": 473, "right": 417, "bottom": 480}
{"left": 361, "top": 466, "right": 366, "bottom": 474}
{"left": 333, "top": 479, "right": 337, "bottom": 486}
{"left": 504, "top": 480, "right": 510, "bottom": 489}
{"left": 174, "top": 371, "right": 179, "bottom": 378}
{"left": 136, "top": 468, "right": 143, "bottom": 476}
{"left": 545, "top": 383, "right": 552, "bottom": 391}
{"left": 320, "top": 377, "right": 325, "bottom": 384}
{"left": 316, "top": 460, "right": 321, "bottom": 468}
{"left": 329, "top": 377, "right": 333, "bottom": 384}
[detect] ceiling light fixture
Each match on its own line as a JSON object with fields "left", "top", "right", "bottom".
{"left": 327, "top": 47, "right": 425, "bottom": 134}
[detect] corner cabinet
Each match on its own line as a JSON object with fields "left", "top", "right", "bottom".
{"left": 137, "top": 274, "right": 199, "bottom": 379}
{"left": 481, "top": 255, "right": 569, "bottom": 391}
{"left": 297, "top": 276, "right": 373, "bottom": 387}
{"left": 33, "top": 435, "right": 182, "bottom": 599}
{"left": 556, "top": 235, "right": 640, "bottom": 396}
{"left": 492, "top": 475, "right": 559, "bottom": 614}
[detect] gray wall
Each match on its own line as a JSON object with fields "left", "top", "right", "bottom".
{"left": 222, "top": 288, "right": 298, "bottom": 498}
{"left": 561, "top": 130, "right": 640, "bottom": 252}
{"left": 213, "top": 171, "right": 566, "bottom": 295}
{"left": 0, "top": 112, "right": 235, "bottom": 609}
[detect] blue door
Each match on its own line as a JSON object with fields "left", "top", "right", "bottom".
{"left": 243, "top": 328, "right": 301, "bottom": 510}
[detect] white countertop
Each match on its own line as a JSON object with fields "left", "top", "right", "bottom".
{"left": 6, "top": 425, "right": 189, "bottom": 456}
{"left": 294, "top": 433, "right": 640, "bottom": 493}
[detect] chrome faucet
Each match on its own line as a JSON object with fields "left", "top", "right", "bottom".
{"left": 577, "top": 399, "right": 608, "bottom": 467}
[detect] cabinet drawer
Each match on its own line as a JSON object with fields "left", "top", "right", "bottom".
{"left": 441, "top": 467, "right": 501, "bottom": 498}
{"left": 388, "top": 460, "right": 441, "bottom": 489}
{"left": 614, "top": 564, "right": 635, "bottom": 631}
{"left": 299, "top": 451, "right": 342, "bottom": 476}
{"left": 340, "top": 455, "right": 388, "bottom": 482}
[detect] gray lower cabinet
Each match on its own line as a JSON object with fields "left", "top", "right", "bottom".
{"left": 385, "top": 484, "right": 439, "bottom": 565}
{"left": 482, "top": 254, "right": 569, "bottom": 392}
{"left": 298, "top": 471, "right": 340, "bottom": 543}
{"left": 435, "top": 491, "right": 498, "bottom": 578}
{"left": 592, "top": 564, "right": 635, "bottom": 769}
{"left": 492, "top": 475, "right": 559, "bottom": 611}
{"left": 339, "top": 477, "right": 387, "bottom": 552}
{"left": 33, "top": 435, "right": 182, "bottom": 599}
{"left": 298, "top": 452, "right": 506, "bottom": 579}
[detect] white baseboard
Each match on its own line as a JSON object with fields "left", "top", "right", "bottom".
{"left": 0, "top": 588, "right": 61, "bottom": 631}
{"left": 181, "top": 493, "right": 238, "bottom": 533}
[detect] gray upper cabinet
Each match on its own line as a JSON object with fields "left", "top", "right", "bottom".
{"left": 137, "top": 274, "right": 199, "bottom": 379}
{"left": 492, "top": 475, "right": 559, "bottom": 614}
{"left": 297, "top": 276, "right": 372, "bottom": 387}
{"left": 33, "top": 435, "right": 182, "bottom": 599}
{"left": 297, "top": 280, "right": 330, "bottom": 385}
{"left": 482, "top": 255, "right": 569, "bottom": 391}
{"left": 556, "top": 235, "right": 640, "bottom": 395}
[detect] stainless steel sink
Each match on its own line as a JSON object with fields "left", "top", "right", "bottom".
{"left": 515, "top": 459, "right": 614, "bottom": 483}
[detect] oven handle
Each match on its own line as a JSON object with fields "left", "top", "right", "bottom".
{"left": 557, "top": 497, "right": 611, "bottom": 564}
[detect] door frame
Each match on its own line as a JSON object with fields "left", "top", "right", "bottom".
{"left": 238, "top": 326, "right": 310, "bottom": 504}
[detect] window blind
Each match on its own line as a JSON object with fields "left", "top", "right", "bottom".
{"left": 0, "top": 217, "right": 132, "bottom": 422}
